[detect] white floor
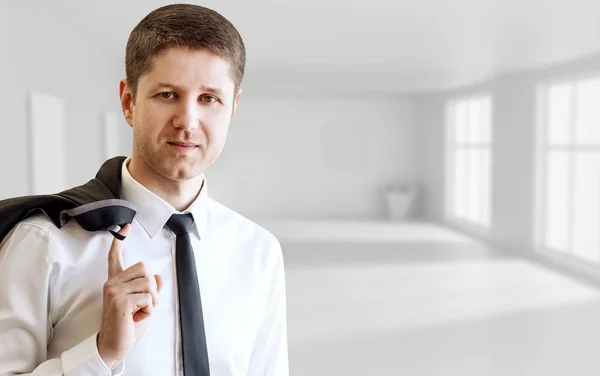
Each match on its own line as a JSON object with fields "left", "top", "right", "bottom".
{"left": 257, "top": 219, "right": 600, "bottom": 376}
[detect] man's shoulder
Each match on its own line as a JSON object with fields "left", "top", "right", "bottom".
{"left": 0, "top": 212, "right": 61, "bottom": 252}
{"left": 18, "top": 212, "right": 57, "bottom": 230}
{"left": 207, "top": 198, "right": 281, "bottom": 250}
{"left": 6, "top": 212, "right": 70, "bottom": 245}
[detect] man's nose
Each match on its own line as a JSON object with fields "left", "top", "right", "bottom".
{"left": 173, "top": 100, "right": 201, "bottom": 130}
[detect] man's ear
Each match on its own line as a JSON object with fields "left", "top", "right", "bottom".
{"left": 231, "top": 88, "right": 243, "bottom": 119}
{"left": 119, "top": 79, "right": 135, "bottom": 127}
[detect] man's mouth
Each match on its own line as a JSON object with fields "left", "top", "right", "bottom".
{"left": 167, "top": 141, "right": 198, "bottom": 151}
{"left": 168, "top": 141, "right": 198, "bottom": 147}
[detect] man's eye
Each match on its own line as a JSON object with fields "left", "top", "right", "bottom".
{"left": 159, "top": 92, "right": 175, "bottom": 99}
{"left": 201, "top": 95, "right": 217, "bottom": 103}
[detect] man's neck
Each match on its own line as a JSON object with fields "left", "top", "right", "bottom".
{"left": 127, "top": 157, "right": 203, "bottom": 212}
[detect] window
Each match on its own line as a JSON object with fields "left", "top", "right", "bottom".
{"left": 446, "top": 96, "right": 492, "bottom": 228}
{"left": 536, "top": 78, "right": 600, "bottom": 263}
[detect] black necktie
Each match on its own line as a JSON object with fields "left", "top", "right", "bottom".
{"left": 166, "top": 213, "right": 210, "bottom": 376}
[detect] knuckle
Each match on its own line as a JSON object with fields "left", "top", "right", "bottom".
{"left": 105, "top": 286, "right": 119, "bottom": 299}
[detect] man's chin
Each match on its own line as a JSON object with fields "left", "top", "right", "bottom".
{"left": 157, "top": 162, "right": 204, "bottom": 182}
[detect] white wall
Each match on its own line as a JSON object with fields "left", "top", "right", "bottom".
{"left": 415, "top": 52, "right": 600, "bottom": 250}
{"left": 0, "top": 2, "right": 122, "bottom": 199}
{"left": 414, "top": 98, "right": 446, "bottom": 222}
{"left": 207, "top": 95, "right": 417, "bottom": 219}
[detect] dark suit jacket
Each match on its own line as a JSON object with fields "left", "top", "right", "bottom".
{"left": 0, "top": 156, "right": 137, "bottom": 244}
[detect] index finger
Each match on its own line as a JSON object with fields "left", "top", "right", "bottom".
{"left": 108, "top": 224, "right": 131, "bottom": 278}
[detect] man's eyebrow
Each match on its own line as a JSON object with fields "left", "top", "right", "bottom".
{"left": 201, "top": 86, "right": 225, "bottom": 97}
{"left": 154, "top": 82, "right": 225, "bottom": 97}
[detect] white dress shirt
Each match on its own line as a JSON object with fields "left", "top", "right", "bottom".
{"left": 0, "top": 158, "right": 289, "bottom": 375}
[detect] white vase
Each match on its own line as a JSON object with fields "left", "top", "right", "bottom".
{"left": 386, "top": 186, "right": 414, "bottom": 220}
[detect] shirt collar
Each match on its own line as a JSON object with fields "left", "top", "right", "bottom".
{"left": 120, "top": 157, "right": 209, "bottom": 240}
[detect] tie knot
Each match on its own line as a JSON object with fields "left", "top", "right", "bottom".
{"left": 166, "top": 213, "right": 195, "bottom": 235}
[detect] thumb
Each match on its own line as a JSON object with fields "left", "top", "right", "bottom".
{"left": 154, "top": 274, "right": 164, "bottom": 293}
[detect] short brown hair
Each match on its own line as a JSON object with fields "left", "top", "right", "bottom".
{"left": 125, "top": 3, "right": 246, "bottom": 98}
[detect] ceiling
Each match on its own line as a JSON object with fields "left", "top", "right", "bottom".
{"left": 46, "top": 0, "right": 600, "bottom": 95}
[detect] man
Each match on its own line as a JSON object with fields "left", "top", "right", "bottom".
{"left": 0, "top": 4, "right": 288, "bottom": 375}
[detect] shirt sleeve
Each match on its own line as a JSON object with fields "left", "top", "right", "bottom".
{"left": 0, "top": 221, "right": 124, "bottom": 376}
{"left": 247, "top": 237, "right": 290, "bottom": 376}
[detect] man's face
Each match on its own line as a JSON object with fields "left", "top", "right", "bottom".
{"left": 120, "top": 47, "right": 241, "bottom": 182}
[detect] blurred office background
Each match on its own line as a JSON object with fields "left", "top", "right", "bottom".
{"left": 2, "top": 0, "right": 600, "bottom": 375}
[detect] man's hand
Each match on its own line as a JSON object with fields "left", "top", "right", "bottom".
{"left": 97, "top": 224, "right": 163, "bottom": 369}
